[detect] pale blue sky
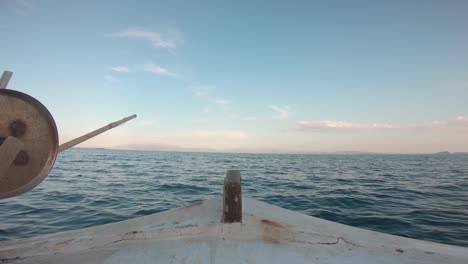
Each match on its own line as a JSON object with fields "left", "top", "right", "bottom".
{"left": 2, "top": 0, "right": 468, "bottom": 153}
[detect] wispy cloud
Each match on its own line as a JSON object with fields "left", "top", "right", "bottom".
{"left": 192, "top": 86, "right": 231, "bottom": 112}
{"left": 111, "top": 66, "right": 130, "bottom": 73}
{"left": 192, "top": 86, "right": 214, "bottom": 97}
{"left": 108, "top": 28, "right": 177, "bottom": 50}
{"left": 407, "top": 120, "right": 448, "bottom": 128}
{"left": 297, "top": 121, "right": 394, "bottom": 131}
{"left": 210, "top": 98, "right": 229, "bottom": 106}
{"left": 270, "top": 105, "right": 290, "bottom": 120}
{"left": 191, "top": 86, "right": 258, "bottom": 121}
{"left": 295, "top": 116, "right": 468, "bottom": 132}
{"left": 143, "top": 63, "right": 176, "bottom": 77}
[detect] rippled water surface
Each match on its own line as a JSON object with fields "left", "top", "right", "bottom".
{"left": 1, "top": 149, "right": 467, "bottom": 247}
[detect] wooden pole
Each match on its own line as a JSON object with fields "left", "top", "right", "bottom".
{"left": 222, "top": 170, "right": 242, "bottom": 223}
{"left": 0, "top": 136, "right": 23, "bottom": 179}
{"left": 58, "top": 114, "right": 137, "bottom": 152}
{"left": 0, "top": 71, "right": 13, "bottom": 89}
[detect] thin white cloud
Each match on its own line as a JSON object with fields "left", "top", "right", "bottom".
{"left": 191, "top": 85, "right": 215, "bottom": 97}
{"left": 108, "top": 28, "right": 177, "bottom": 50}
{"left": 191, "top": 86, "right": 231, "bottom": 113}
{"left": 143, "top": 64, "right": 176, "bottom": 77}
{"left": 211, "top": 98, "right": 229, "bottom": 106}
{"left": 407, "top": 120, "right": 448, "bottom": 128}
{"left": 270, "top": 105, "right": 290, "bottom": 120}
{"left": 111, "top": 66, "right": 130, "bottom": 73}
{"left": 297, "top": 121, "right": 394, "bottom": 130}
{"left": 296, "top": 116, "right": 468, "bottom": 132}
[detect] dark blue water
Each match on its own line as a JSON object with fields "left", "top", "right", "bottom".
{"left": 1, "top": 149, "right": 467, "bottom": 247}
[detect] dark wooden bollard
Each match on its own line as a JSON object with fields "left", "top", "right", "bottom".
{"left": 222, "top": 170, "right": 242, "bottom": 223}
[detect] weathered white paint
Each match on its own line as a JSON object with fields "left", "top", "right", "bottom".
{"left": 1, "top": 197, "right": 467, "bottom": 263}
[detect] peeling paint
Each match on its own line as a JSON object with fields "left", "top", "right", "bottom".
{"left": 261, "top": 219, "right": 285, "bottom": 228}
{"left": 0, "top": 197, "right": 466, "bottom": 264}
{"left": 261, "top": 219, "right": 286, "bottom": 244}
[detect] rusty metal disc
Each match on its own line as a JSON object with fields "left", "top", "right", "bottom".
{"left": 0, "top": 89, "right": 58, "bottom": 199}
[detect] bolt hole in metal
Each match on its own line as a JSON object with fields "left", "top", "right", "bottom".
{"left": 10, "top": 120, "right": 27, "bottom": 137}
{"left": 14, "top": 151, "right": 29, "bottom": 166}
{"left": 5, "top": 120, "right": 29, "bottom": 166}
{"left": 0, "top": 70, "right": 137, "bottom": 199}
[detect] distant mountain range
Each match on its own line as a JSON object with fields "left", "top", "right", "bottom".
{"left": 431, "top": 151, "right": 468, "bottom": 155}
{"left": 81, "top": 146, "right": 468, "bottom": 155}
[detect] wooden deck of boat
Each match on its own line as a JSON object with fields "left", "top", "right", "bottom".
{"left": 1, "top": 197, "right": 467, "bottom": 264}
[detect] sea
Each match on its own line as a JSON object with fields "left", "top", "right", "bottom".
{"left": 1, "top": 148, "right": 467, "bottom": 247}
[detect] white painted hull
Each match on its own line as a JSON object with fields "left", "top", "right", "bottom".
{"left": 1, "top": 197, "right": 467, "bottom": 263}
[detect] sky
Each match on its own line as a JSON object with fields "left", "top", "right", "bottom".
{"left": 1, "top": 0, "right": 468, "bottom": 153}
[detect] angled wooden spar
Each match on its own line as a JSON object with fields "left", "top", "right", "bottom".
{"left": 0, "top": 137, "right": 24, "bottom": 180}
{"left": 0, "top": 71, "right": 13, "bottom": 89}
{"left": 58, "top": 114, "right": 137, "bottom": 152}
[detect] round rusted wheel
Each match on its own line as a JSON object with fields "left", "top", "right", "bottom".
{"left": 0, "top": 89, "right": 58, "bottom": 199}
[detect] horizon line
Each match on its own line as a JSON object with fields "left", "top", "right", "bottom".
{"left": 71, "top": 147, "right": 467, "bottom": 156}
